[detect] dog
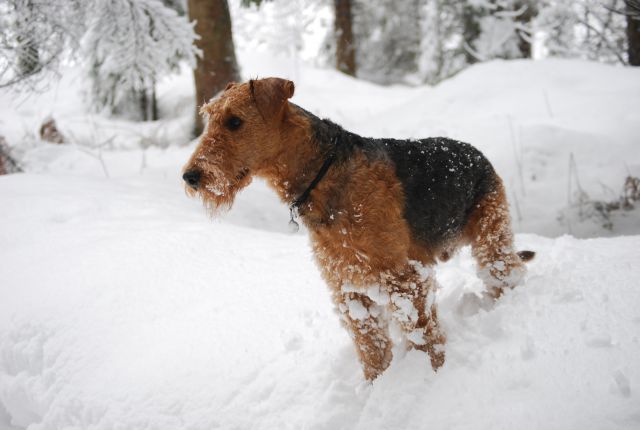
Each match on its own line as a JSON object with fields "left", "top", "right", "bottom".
{"left": 182, "top": 77, "right": 534, "bottom": 380}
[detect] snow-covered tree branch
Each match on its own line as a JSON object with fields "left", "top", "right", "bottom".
{"left": 83, "top": 0, "right": 200, "bottom": 120}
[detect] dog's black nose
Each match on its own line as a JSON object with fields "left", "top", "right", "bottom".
{"left": 183, "top": 170, "right": 202, "bottom": 189}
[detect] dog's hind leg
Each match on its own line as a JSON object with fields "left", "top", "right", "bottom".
{"left": 333, "top": 290, "right": 393, "bottom": 380}
{"left": 465, "top": 178, "right": 529, "bottom": 299}
{"left": 384, "top": 264, "right": 446, "bottom": 371}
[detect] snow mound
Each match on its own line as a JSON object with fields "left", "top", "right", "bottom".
{"left": 0, "top": 170, "right": 639, "bottom": 428}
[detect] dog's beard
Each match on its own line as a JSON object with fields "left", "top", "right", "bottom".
{"left": 186, "top": 166, "right": 252, "bottom": 215}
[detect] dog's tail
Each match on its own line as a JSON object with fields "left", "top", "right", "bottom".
{"left": 517, "top": 250, "right": 536, "bottom": 263}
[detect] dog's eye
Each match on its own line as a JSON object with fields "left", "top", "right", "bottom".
{"left": 225, "top": 116, "right": 243, "bottom": 131}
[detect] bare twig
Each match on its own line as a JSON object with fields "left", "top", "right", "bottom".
{"left": 72, "top": 135, "right": 115, "bottom": 179}
{"left": 507, "top": 115, "right": 526, "bottom": 197}
{"left": 65, "top": 125, "right": 114, "bottom": 179}
{"left": 575, "top": 2, "right": 628, "bottom": 65}
{"left": 542, "top": 89, "right": 554, "bottom": 119}
{"left": 462, "top": 41, "right": 487, "bottom": 63}
{"left": 511, "top": 186, "right": 523, "bottom": 224}
{"left": 604, "top": 0, "right": 640, "bottom": 18}
{"left": 594, "top": 1, "right": 616, "bottom": 54}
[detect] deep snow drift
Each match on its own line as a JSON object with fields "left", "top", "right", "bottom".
{"left": 1, "top": 58, "right": 639, "bottom": 429}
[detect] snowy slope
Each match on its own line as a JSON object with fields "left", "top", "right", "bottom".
{"left": 0, "top": 172, "right": 639, "bottom": 429}
{"left": 1, "top": 58, "right": 640, "bottom": 429}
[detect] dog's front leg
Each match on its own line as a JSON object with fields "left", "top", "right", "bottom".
{"left": 333, "top": 290, "right": 393, "bottom": 381}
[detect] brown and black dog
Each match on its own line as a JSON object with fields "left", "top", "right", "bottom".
{"left": 182, "top": 77, "right": 534, "bottom": 380}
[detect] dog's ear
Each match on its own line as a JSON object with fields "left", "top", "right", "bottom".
{"left": 251, "top": 78, "right": 295, "bottom": 122}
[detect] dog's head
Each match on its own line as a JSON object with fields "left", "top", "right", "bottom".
{"left": 182, "top": 77, "right": 295, "bottom": 212}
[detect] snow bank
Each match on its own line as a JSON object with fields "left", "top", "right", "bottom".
{"left": 0, "top": 171, "right": 638, "bottom": 428}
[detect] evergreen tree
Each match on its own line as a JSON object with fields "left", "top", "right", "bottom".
{"left": 353, "top": 0, "right": 421, "bottom": 84}
{"left": 0, "top": 0, "right": 83, "bottom": 89}
{"left": 419, "top": 0, "right": 467, "bottom": 84}
{"left": 83, "top": 0, "right": 198, "bottom": 121}
{"left": 536, "top": 2, "right": 578, "bottom": 58}
{"left": 470, "top": 0, "right": 538, "bottom": 61}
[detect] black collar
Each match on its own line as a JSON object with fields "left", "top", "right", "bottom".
{"left": 289, "top": 140, "right": 338, "bottom": 230}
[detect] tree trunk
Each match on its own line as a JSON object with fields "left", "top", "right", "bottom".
{"left": 188, "top": 0, "right": 240, "bottom": 136}
{"left": 627, "top": 1, "right": 640, "bottom": 66}
{"left": 514, "top": 1, "right": 537, "bottom": 58}
{"left": 462, "top": 3, "right": 482, "bottom": 64}
{"left": 151, "top": 83, "right": 158, "bottom": 121}
{"left": 139, "top": 83, "right": 158, "bottom": 122}
{"left": 334, "top": 0, "right": 356, "bottom": 76}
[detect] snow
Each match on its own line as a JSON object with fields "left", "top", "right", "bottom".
{"left": 1, "top": 55, "right": 640, "bottom": 429}
{"left": 347, "top": 299, "right": 369, "bottom": 321}
{"left": 365, "top": 285, "right": 390, "bottom": 306}
{"left": 390, "top": 292, "right": 419, "bottom": 323}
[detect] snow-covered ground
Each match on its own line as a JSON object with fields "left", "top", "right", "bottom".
{"left": 1, "top": 56, "right": 640, "bottom": 429}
